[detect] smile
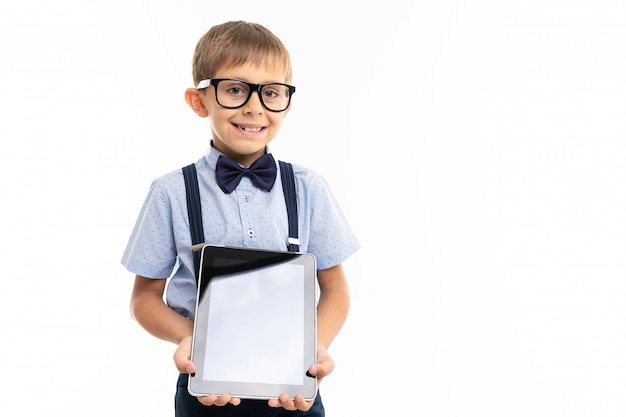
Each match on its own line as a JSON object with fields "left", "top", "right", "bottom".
{"left": 237, "top": 125, "right": 264, "bottom": 132}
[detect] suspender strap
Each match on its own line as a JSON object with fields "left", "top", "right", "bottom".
{"left": 182, "top": 160, "right": 300, "bottom": 284}
{"left": 279, "top": 161, "right": 300, "bottom": 252}
{"left": 182, "top": 163, "right": 205, "bottom": 282}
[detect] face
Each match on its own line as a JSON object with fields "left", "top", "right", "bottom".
{"left": 185, "top": 63, "right": 292, "bottom": 167}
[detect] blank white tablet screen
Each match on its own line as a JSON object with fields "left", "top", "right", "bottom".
{"left": 202, "top": 262, "right": 304, "bottom": 385}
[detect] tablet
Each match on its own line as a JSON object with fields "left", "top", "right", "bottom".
{"left": 188, "top": 245, "right": 318, "bottom": 400}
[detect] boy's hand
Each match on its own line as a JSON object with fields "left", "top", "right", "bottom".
{"left": 173, "top": 336, "right": 242, "bottom": 407}
{"left": 268, "top": 393, "right": 315, "bottom": 412}
{"left": 307, "top": 345, "right": 335, "bottom": 385}
{"left": 173, "top": 335, "right": 195, "bottom": 375}
{"left": 267, "top": 346, "right": 335, "bottom": 412}
{"left": 197, "top": 393, "right": 242, "bottom": 407}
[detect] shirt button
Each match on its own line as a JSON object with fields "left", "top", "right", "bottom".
{"left": 243, "top": 195, "right": 250, "bottom": 202}
{"left": 247, "top": 228, "right": 255, "bottom": 238}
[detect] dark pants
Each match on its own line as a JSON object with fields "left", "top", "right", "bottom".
{"left": 175, "top": 374, "right": 325, "bottom": 417}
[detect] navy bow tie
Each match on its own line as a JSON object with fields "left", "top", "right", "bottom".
{"left": 215, "top": 153, "right": 277, "bottom": 194}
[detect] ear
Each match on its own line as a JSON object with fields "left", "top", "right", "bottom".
{"left": 185, "top": 88, "right": 209, "bottom": 117}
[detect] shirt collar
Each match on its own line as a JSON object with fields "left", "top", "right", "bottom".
{"left": 204, "top": 140, "right": 272, "bottom": 170}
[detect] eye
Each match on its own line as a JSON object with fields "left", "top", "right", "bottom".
{"left": 220, "top": 81, "right": 249, "bottom": 97}
{"left": 227, "top": 86, "right": 246, "bottom": 96}
{"left": 263, "top": 90, "right": 279, "bottom": 99}
{"left": 261, "top": 84, "right": 287, "bottom": 100}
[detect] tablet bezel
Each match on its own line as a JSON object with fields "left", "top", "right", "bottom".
{"left": 188, "top": 245, "right": 318, "bottom": 400}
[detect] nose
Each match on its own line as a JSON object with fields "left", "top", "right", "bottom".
{"left": 242, "top": 90, "right": 264, "bottom": 113}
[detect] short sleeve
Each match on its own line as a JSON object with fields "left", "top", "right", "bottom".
{"left": 121, "top": 180, "right": 177, "bottom": 278}
{"left": 296, "top": 169, "right": 360, "bottom": 270}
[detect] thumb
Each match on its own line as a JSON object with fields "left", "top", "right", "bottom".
{"left": 173, "top": 336, "right": 196, "bottom": 374}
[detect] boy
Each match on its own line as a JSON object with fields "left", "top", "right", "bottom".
{"left": 122, "top": 21, "right": 359, "bottom": 416}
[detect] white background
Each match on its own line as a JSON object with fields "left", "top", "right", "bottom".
{"left": 1, "top": 1, "right": 625, "bottom": 416}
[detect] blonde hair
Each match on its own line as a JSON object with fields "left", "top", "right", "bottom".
{"left": 191, "top": 21, "right": 293, "bottom": 86}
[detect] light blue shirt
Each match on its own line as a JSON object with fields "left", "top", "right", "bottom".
{"left": 121, "top": 146, "right": 360, "bottom": 319}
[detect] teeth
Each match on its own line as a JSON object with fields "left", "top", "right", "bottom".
{"left": 240, "top": 126, "right": 262, "bottom": 132}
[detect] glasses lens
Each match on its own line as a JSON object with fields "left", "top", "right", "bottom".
{"left": 260, "top": 84, "right": 292, "bottom": 111}
{"left": 215, "top": 80, "right": 250, "bottom": 108}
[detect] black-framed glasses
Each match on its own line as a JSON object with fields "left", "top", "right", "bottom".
{"left": 196, "top": 78, "right": 296, "bottom": 112}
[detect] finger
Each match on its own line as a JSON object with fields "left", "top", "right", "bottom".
{"left": 197, "top": 394, "right": 219, "bottom": 406}
{"left": 214, "top": 393, "right": 233, "bottom": 407}
{"left": 176, "top": 359, "right": 195, "bottom": 375}
{"left": 311, "top": 357, "right": 335, "bottom": 380}
{"left": 278, "top": 393, "right": 297, "bottom": 411}
{"left": 268, "top": 398, "right": 281, "bottom": 408}
{"left": 198, "top": 393, "right": 241, "bottom": 407}
{"left": 293, "top": 394, "right": 314, "bottom": 412}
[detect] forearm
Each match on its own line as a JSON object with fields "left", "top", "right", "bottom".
{"left": 130, "top": 275, "right": 193, "bottom": 345}
{"left": 315, "top": 265, "right": 350, "bottom": 350}
{"left": 131, "top": 295, "right": 193, "bottom": 345}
